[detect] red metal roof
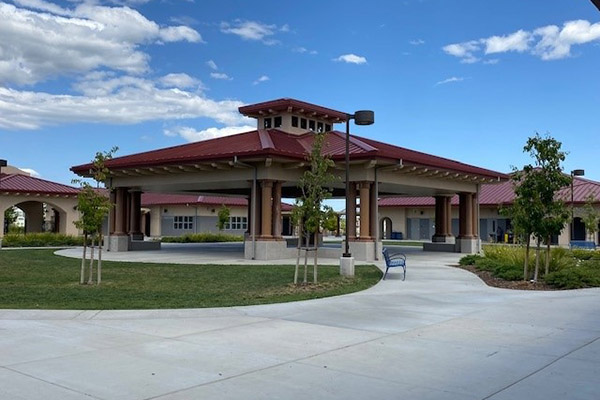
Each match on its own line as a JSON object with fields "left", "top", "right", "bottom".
{"left": 239, "top": 98, "right": 348, "bottom": 122}
{"left": 379, "top": 176, "right": 600, "bottom": 207}
{"left": 0, "top": 173, "right": 79, "bottom": 196}
{"left": 72, "top": 128, "right": 507, "bottom": 180}
{"left": 141, "top": 193, "right": 293, "bottom": 211}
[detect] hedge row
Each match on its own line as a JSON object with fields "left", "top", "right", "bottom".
{"left": 161, "top": 233, "right": 244, "bottom": 243}
{"left": 1, "top": 233, "right": 85, "bottom": 247}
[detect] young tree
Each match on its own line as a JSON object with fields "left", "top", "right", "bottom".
{"left": 581, "top": 193, "right": 600, "bottom": 242}
{"left": 4, "top": 207, "right": 18, "bottom": 230}
{"left": 73, "top": 147, "right": 117, "bottom": 285}
{"left": 293, "top": 132, "right": 336, "bottom": 284}
{"left": 509, "top": 134, "right": 570, "bottom": 281}
{"left": 216, "top": 205, "right": 231, "bottom": 231}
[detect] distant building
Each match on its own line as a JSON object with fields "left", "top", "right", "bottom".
{"left": 140, "top": 193, "right": 294, "bottom": 237}
{"left": 379, "top": 175, "right": 600, "bottom": 245}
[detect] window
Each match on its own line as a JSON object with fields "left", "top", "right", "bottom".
{"left": 300, "top": 118, "right": 307, "bottom": 129}
{"left": 225, "top": 216, "right": 248, "bottom": 230}
{"left": 174, "top": 216, "right": 193, "bottom": 230}
{"left": 291, "top": 116, "right": 299, "bottom": 127}
{"left": 325, "top": 124, "right": 331, "bottom": 132}
{"left": 317, "top": 122, "right": 324, "bottom": 133}
{"left": 263, "top": 118, "right": 272, "bottom": 129}
{"left": 308, "top": 120, "right": 316, "bottom": 131}
{"left": 274, "top": 116, "right": 282, "bottom": 128}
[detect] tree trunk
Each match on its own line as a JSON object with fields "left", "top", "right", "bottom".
{"left": 88, "top": 237, "right": 95, "bottom": 285}
{"left": 303, "top": 231, "right": 309, "bottom": 284}
{"left": 545, "top": 235, "right": 551, "bottom": 276}
{"left": 294, "top": 221, "right": 302, "bottom": 285}
{"left": 97, "top": 233, "right": 102, "bottom": 285}
{"left": 524, "top": 235, "right": 531, "bottom": 281}
{"left": 533, "top": 237, "right": 541, "bottom": 282}
{"left": 313, "top": 231, "right": 318, "bottom": 283}
{"left": 80, "top": 233, "right": 87, "bottom": 284}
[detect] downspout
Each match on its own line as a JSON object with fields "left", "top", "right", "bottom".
{"left": 476, "top": 183, "right": 481, "bottom": 253}
{"left": 234, "top": 156, "right": 257, "bottom": 259}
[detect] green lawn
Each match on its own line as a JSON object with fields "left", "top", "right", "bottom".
{"left": 0, "top": 250, "right": 382, "bottom": 310}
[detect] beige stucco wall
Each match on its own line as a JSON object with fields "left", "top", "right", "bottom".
{"left": 0, "top": 195, "right": 80, "bottom": 237}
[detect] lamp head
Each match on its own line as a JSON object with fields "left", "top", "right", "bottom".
{"left": 353, "top": 110, "right": 375, "bottom": 126}
{"left": 572, "top": 169, "right": 585, "bottom": 177}
{"left": 0, "top": 159, "right": 7, "bottom": 168}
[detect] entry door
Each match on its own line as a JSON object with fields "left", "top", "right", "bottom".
{"left": 419, "top": 218, "right": 430, "bottom": 240}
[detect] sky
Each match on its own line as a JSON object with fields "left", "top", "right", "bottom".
{"left": 1, "top": 0, "right": 599, "bottom": 192}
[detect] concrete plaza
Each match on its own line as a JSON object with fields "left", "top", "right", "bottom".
{"left": 1, "top": 247, "right": 599, "bottom": 399}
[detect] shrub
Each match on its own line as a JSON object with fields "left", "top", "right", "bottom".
{"left": 545, "top": 266, "right": 600, "bottom": 289}
{"left": 474, "top": 257, "right": 501, "bottom": 272}
{"left": 492, "top": 263, "right": 523, "bottom": 281}
{"left": 1, "top": 233, "right": 85, "bottom": 247}
{"left": 459, "top": 254, "right": 483, "bottom": 266}
{"left": 571, "top": 249, "right": 594, "bottom": 261}
{"left": 161, "top": 233, "right": 244, "bottom": 243}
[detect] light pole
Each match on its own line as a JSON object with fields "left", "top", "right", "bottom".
{"left": 0, "top": 159, "right": 7, "bottom": 248}
{"left": 343, "top": 110, "right": 375, "bottom": 258}
{"left": 571, "top": 169, "right": 585, "bottom": 241}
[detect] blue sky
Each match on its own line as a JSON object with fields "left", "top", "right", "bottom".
{"left": 1, "top": 0, "right": 599, "bottom": 191}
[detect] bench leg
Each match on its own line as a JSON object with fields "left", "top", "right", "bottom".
{"left": 383, "top": 266, "right": 389, "bottom": 280}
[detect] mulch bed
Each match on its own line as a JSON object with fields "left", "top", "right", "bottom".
{"left": 455, "top": 265, "right": 556, "bottom": 291}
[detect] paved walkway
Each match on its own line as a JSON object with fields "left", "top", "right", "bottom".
{"left": 1, "top": 248, "right": 599, "bottom": 399}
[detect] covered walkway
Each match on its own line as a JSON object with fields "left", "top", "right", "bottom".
{"left": 1, "top": 251, "right": 599, "bottom": 399}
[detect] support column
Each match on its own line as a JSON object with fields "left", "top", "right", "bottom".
{"left": 114, "top": 187, "right": 127, "bottom": 235}
{"left": 260, "top": 180, "right": 273, "bottom": 238}
{"left": 246, "top": 191, "right": 252, "bottom": 236}
{"left": 433, "top": 196, "right": 446, "bottom": 242}
{"left": 109, "top": 190, "right": 116, "bottom": 234}
{"left": 110, "top": 187, "right": 130, "bottom": 252}
{"left": 129, "top": 190, "right": 143, "bottom": 240}
{"left": 458, "top": 192, "right": 474, "bottom": 238}
{"left": 370, "top": 181, "right": 378, "bottom": 242}
{"left": 471, "top": 193, "right": 479, "bottom": 239}
{"left": 359, "top": 182, "right": 371, "bottom": 240}
{"left": 445, "top": 196, "right": 453, "bottom": 236}
{"left": 272, "top": 181, "right": 282, "bottom": 239}
{"left": 347, "top": 183, "right": 357, "bottom": 240}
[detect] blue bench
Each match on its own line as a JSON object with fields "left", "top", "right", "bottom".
{"left": 570, "top": 241, "right": 596, "bottom": 250}
{"left": 382, "top": 248, "right": 407, "bottom": 281}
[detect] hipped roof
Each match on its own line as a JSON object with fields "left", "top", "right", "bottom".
{"left": 72, "top": 129, "right": 507, "bottom": 181}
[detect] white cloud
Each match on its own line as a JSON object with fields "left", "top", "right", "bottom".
{"left": 435, "top": 76, "right": 464, "bottom": 86}
{"left": 293, "top": 47, "right": 317, "bottom": 55}
{"left": 206, "top": 60, "right": 218, "bottom": 70}
{"left": 0, "top": 77, "right": 248, "bottom": 130}
{"left": 334, "top": 54, "right": 367, "bottom": 64}
{"left": 409, "top": 39, "right": 425, "bottom": 45}
{"left": 0, "top": 2, "right": 202, "bottom": 85}
{"left": 483, "top": 30, "right": 531, "bottom": 54}
{"left": 210, "top": 72, "right": 232, "bottom": 80}
{"left": 252, "top": 75, "right": 270, "bottom": 85}
{"left": 442, "top": 41, "right": 480, "bottom": 63}
{"left": 164, "top": 125, "right": 256, "bottom": 142}
{"left": 18, "top": 168, "right": 41, "bottom": 177}
{"left": 444, "top": 19, "right": 600, "bottom": 63}
{"left": 220, "top": 20, "right": 279, "bottom": 44}
{"left": 159, "top": 73, "right": 202, "bottom": 89}
{"left": 534, "top": 20, "right": 600, "bottom": 60}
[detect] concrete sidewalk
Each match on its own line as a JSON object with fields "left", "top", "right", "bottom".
{"left": 1, "top": 250, "right": 599, "bottom": 399}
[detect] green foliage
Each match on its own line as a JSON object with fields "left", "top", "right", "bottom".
{"left": 73, "top": 185, "right": 111, "bottom": 234}
{"left": 4, "top": 207, "right": 18, "bottom": 227}
{"left": 161, "top": 233, "right": 244, "bottom": 243}
{"left": 458, "top": 254, "right": 483, "bottom": 266}
{"left": 581, "top": 193, "right": 600, "bottom": 241}
{"left": 216, "top": 205, "right": 231, "bottom": 231}
{"left": 1, "top": 232, "right": 85, "bottom": 247}
{"left": 0, "top": 249, "right": 382, "bottom": 309}
{"left": 293, "top": 132, "right": 337, "bottom": 243}
{"left": 545, "top": 263, "right": 600, "bottom": 289}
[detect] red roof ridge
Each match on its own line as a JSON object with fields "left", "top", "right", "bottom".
{"left": 330, "top": 130, "right": 378, "bottom": 153}
{"left": 258, "top": 129, "right": 275, "bottom": 149}
{"left": 0, "top": 173, "right": 80, "bottom": 195}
